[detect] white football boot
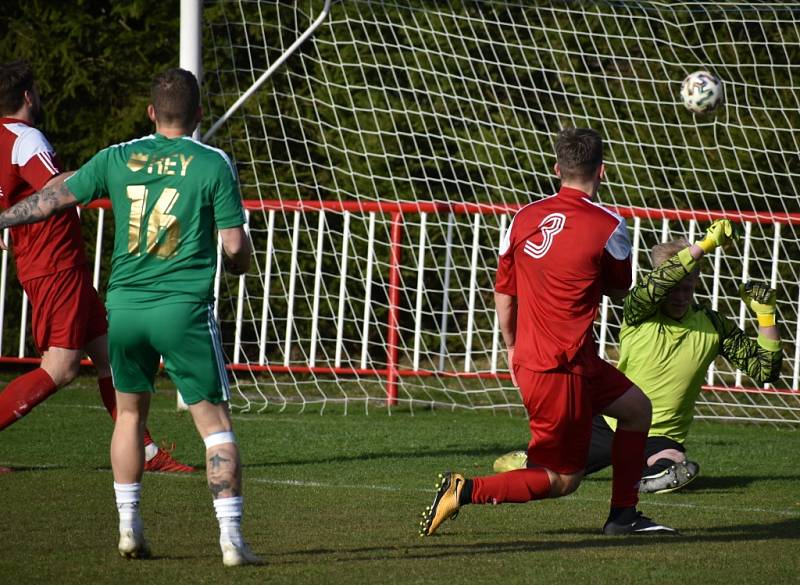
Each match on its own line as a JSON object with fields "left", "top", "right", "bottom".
{"left": 118, "top": 528, "right": 151, "bottom": 559}
{"left": 221, "top": 541, "right": 263, "bottom": 567}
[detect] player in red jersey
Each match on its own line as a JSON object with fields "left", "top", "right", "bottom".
{"left": 419, "top": 127, "right": 675, "bottom": 536}
{"left": 0, "top": 60, "right": 192, "bottom": 473}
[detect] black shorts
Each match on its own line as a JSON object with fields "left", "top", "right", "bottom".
{"left": 585, "top": 415, "right": 685, "bottom": 475}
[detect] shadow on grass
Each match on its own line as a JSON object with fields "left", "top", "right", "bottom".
{"left": 0, "top": 464, "right": 69, "bottom": 472}
{"left": 687, "top": 474, "right": 800, "bottom": 491}
{"left": 547, "top": 472, "right": 800, "bottom": 493}
{"left": 275, "top": 518, "right": 800, "bottom": 564}
{"left": 243, "top": 444, "right": 515, "bottom": 469}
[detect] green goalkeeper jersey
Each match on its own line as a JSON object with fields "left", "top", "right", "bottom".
{"left": 605, "top": 249, "right": 782, "bottom": 443}
{"left": 66, "top": 133, "right": 245, "bottom": 308}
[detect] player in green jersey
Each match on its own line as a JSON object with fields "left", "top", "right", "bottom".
{"left": 0, "top": 68, "right": 259, "bottom": 566}
{"left": 493, "top": 219, "right": 782, "bottom": 493}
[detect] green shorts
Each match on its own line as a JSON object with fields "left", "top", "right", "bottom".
{"left": 107, "top": 302, "right": 230, "bottom": 405}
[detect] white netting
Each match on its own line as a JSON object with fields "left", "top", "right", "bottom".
{"left": 201, "top": 0, "right": 800, "bottom": 421}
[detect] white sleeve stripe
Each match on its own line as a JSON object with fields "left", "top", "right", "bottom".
{"left": 605, "top": 216, "right": 632, "bottom": 261}
{"left": 8, "top": 124, "right": 56, "bottom": 167}
{"left": 36, "top": 152, "right": 58, "bottom": 175}
{"left": 498, "top": 214, "right": 515, "bottom": 255}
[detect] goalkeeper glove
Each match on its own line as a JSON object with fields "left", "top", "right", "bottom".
{"left": 696, "top": 219, "right": 738, "bottom": 254}
{"left": 740, "top": 282, "right": 777, "bottom": 327}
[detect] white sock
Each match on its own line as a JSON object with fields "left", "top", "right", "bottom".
{"left": 114, "top": 482, "right": 143, "bottom": 534}
{"left": 213, "top": 496, "right": 243, "bottom": 548}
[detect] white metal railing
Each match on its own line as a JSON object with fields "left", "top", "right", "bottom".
{"left": 1, "top": 203, "right": 797, "bottom": 421}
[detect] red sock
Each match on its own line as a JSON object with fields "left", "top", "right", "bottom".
{"left": 97, "top": 376, "right": 117, "bottom": 419}
{"left": 97, "top": 376, "right": 154, "bottom": 446}
{"left": 0, "top": 368, "right": 58, "bottom": 430}
{"left": 471, "top": 467, "right": 551, "bottom": 504}
{"left": 611, "top": 428, "right": 647, "bottom": 508}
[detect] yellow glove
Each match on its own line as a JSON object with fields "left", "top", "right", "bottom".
{"left": 740, "top": 282, "right": 777, "bottom": 327}
{"left": 696, "top": 219, "right": 738, "bottom": 254}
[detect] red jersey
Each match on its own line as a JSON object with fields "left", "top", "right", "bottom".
{"left": 0, "top": 118, "right": 86, "bottom": 282}
{"left": 495, "top": 186, "right": 631, "bottom": 374}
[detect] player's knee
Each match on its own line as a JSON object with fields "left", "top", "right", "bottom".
{"left": 44, "top": 361, "right": 81, "bottom": 388}
{"left": 548, "top": 471, "right": 583, "bottom": 497}
{"left": 633, "top": 388, "right": 652, "bottom": 421}
{"left": 621, "top": 386, "right": 652, "bottom": 430}
{"left": 40, "top": 348, "right": 84, "bottom": 388}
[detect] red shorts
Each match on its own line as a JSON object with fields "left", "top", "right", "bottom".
{"left": 22, "top": 266, "right": 108, "bottom": 353}
{"left": 516, "top": 357, "right": 632, "bottom": 475}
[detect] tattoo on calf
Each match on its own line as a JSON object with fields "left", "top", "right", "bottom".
{"left": 208, "top": 453, "right": 231, "bottom": 469}
{"left": 208, "top": 480, "right": 239, "bottom": 499}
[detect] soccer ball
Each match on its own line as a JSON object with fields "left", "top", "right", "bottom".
{"left": 680, "top": 70, "right": 724, "bottom": 114}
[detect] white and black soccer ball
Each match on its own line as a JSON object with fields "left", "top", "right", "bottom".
{"left": 680, "top": 70, "right": 724, "bottom": 114}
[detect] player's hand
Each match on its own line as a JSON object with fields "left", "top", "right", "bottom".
{"left": 223, "top": 254, "right": 248, "bottom": 275}
{"left": 507, "top": 346, "right": 518, "bottom": 387}
{"left": 696, "top": 219, "right": 738, "bottom": 254}
{"left": 740, "top": 282, "right": 777, "bottom": 327}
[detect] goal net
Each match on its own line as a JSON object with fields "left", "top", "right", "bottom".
{"left": 201, "top": 0, "right": 800, "bottom": 422}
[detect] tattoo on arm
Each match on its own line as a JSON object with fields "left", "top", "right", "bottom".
{"left": 0, "top": 180, "right": 78, "bottom": 230}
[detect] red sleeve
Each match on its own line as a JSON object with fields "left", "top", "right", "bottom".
{"left": 19, "top": 150, "right": 60, "bottom": 191}
{"left": 601, "top": 249, "right": 632, "bottom": 291}
{"left": 495, "top": 251, "right": 516, "bottom": 296}
{"left": 14, "top": 127, "right": 61, "bottom": 191}
{"left": 494, "top": 217, "right": 517, "bottom": 296}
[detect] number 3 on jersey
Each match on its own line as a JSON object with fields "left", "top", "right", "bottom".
{"left": 524, "top": 213, "right": 565, "bottom": 259}
{"left": 127, "top": 185, "right": 180, "bottom": 258}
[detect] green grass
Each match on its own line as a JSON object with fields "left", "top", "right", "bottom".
{"left": 1, "top": 374, "right": 799, "bottom": 585}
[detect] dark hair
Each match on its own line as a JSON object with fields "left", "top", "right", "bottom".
{"left": 555, "top": 127, "right": 603, "bottom": 182}
{"left": 0, "top": 60, "right": 35, "bottom": 116}
{"left": 150, "top": 68, "right": 200, "bottom": 128}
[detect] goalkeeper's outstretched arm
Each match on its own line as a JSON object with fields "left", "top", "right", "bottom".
{"left": 623, "top": 219, "right": 740, "bottom": 326}
{"left": 708, "top": 305, "right": 782, "bottom": 385}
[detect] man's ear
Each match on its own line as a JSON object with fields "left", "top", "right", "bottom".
{"left": 147, "top": 104, "right": 157, "bottom": 124}
{"left": 553, "top": 163, "right": 561, "bottom": 178}
{"left": 598, "top": 163, "right": 605, "bottom": 179}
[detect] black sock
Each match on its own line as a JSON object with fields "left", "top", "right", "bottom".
{"left": 459, "top": 479, "right": 473, "bottom": 506}
{"left": 608, "top": 506, "right": 636, "bottom": 524}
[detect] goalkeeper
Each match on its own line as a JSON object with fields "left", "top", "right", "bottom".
{"left": 494, "top": 219, "right": 783, "bottom": 494}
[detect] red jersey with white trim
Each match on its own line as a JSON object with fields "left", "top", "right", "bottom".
{"left": 495, "top": 187, "right": 632, "bottom": 374}
{"left": 0, "top": 118, "right": 86, "bottom": 282}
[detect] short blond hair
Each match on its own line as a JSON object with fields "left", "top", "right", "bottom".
{"left": 651, "top": 237, "right": 690, "bottom": 267}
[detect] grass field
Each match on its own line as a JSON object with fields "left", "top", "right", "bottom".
{"left": 1, "top": 374, "right": 799, "bottom": 585}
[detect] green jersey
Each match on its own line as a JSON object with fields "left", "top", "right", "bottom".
{"left": 605, "top": 248, "right": 782, "bottom": 443}
{"left": 66, "top": 133, "right": 245, "bottom": 308}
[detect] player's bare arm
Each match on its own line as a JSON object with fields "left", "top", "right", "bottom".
{"left": 0, "top": 172, "right": 77, "bottom": 245}
{"left": 494, "top": 291, "right": 518, "bottom": 386}
{"left": 219, "top": 226, "right": 252, "bottom": 275}
{"left": 494, "top": 291, "right": 517, "bottom": 348}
